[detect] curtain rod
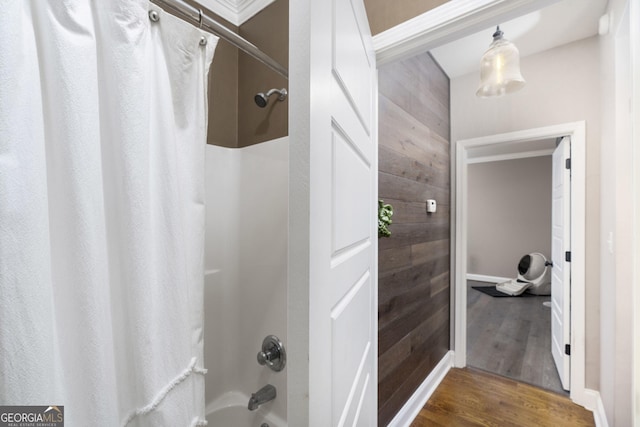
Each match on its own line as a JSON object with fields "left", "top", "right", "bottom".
{"left": 149, "top": 0, "right": 288, "bottom": 79}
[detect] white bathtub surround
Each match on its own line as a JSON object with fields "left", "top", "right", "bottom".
{"left": 204, "top": 138, "right": 288, "bottom": 425}
{"left": 0, "top": 2, "right": 216, "bottom": 425}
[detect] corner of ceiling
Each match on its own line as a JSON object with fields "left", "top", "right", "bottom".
{"left": 199, "top": 0, "right": 276, "bottom": 26}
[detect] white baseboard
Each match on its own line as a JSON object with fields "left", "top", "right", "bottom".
{"left": 387, "top": 350, "right": 454, "bottom": 427}
{"left": 466, "top": 273, "right": 510, "bottom": 284}
{"left": 583, "top": 389, "right": 609, "bottom": 427}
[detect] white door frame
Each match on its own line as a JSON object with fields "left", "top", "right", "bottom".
{"left": 632, "top": 0, "right": 640, "bottom": 422}
{"left": 454, "top": 122, "right": 587, "bottom": 406}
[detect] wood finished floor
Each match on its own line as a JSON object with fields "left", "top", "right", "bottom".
{"left": 410, "top": 368, "right": 594, "bottom": 427}
{"left": 466, "top": 280, "right": 565, "bottom": 394}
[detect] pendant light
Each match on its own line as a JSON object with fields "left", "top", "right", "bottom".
{"left": 476, "top": 26, "right": 525, "bottom": 97}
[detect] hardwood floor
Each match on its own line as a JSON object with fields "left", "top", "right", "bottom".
{"left": 466, "top": 280, "right": 565, "bottom": 394}
{"left": 410, "top": 368, "right": 594, "bottom": 427}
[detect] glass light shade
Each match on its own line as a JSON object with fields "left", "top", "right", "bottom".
{"left": 476, "top": 29, "right": 525, "bottom": 97}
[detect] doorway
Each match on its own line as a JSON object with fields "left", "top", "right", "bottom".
{"left": 465, "top": 145, "right": 563, "bottom": 393}
{"left": 453, "top": 122, "right": 587, "bottom": 405}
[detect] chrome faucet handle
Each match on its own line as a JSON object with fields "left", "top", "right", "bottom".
{"left": 257, "top": 335, "right": 286, "bottom": 372}
{"left": 257, "top": 348, "right": 276, "bottom": 365}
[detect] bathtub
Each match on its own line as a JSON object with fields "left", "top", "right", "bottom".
{"left": 206, "top": 391, "right": 286, "bottom": 427}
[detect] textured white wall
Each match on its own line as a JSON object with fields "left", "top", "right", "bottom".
{"left": 468, "top": 156, "right": 552, "bottom": 278}
{"left": 599, "top": 0, "right": 634, "bottom": 424}
{"left": 204, "top": 137, "right": 288, "bottom": 422}
{"left": 451, "top": 36, "right": 601, "bottom": 389}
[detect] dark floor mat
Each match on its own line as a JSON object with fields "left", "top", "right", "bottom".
{"left": 472, "top": 286, "right": 539, "bottom": 297}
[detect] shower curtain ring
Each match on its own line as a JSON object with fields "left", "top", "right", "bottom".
{"left": 148, "top": 10, "right": 160, "bottom": 22}
{"left": 198, "top": 9, "right": 204, "bottom": 28}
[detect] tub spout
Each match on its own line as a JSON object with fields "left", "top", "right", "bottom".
{"left": 248, "top": 384, "right": 276, "bottom": 411}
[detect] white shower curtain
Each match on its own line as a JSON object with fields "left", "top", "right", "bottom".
{"left": 0, "top": 1, "right": 217, "bottom": 425}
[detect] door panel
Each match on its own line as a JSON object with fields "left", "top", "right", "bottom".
{"left": 332, "top": 126, "right": 372, "bottom": 255}
{"left": 333, "top": 0, "right": 373, "bottom": 134}
{"left": 331, "top": 271, "right": 372, "bottom": 426}
{"left": 551, "top": 136, "right": 571, "bottom": 390}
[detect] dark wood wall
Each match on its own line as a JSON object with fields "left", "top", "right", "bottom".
{"left": 377, "top": 52, "right": 451, "bottom": 426}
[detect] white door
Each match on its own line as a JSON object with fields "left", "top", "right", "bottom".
{"left": 289, "top": 0, "right": 378, "bottom": 425}
{"left": 551, "top": 136, "right": 571, "bottom": 390}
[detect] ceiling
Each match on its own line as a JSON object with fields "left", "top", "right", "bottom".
{"left": 430, "top": 0, "right": 608, "bottom": 79}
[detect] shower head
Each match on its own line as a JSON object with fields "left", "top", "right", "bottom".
{"left": 254, "top": 88, "right": 287, "bottom": 108}
{"left": 254, "top": 93, "right": 269, "bottom": 108}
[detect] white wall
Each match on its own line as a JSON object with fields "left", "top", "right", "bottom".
{"left": 468, "top": 156, "right": 552, "bottom": 278}
{"left": 451, "top": 36, "right": 601, "bottom": 389}
{"left": 599, "top": 0, "right": 634, "bottom": 424}
{"left": 204, "top": 137, "right": 288, "bottom": 422}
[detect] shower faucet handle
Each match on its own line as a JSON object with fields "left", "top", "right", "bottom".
{"left": 257, "top": 348, "right": 277, "bottom": 364}
{"left": 257, "top": 335, "right": 286, "bottom": 372}
{"left": 257, "top": 350, "right": 278, "bottom": 370}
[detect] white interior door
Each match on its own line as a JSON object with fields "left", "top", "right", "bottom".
{"left": 310, "top": 0, "right": 377, "bottom": 424}
{"left": 551, "top": 136, "right": 571, "bottom": 390}
{"left": 289, "top": 0, "right": 377, "bottom": 425}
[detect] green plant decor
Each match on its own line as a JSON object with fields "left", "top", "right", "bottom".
{"left": 378, "top": 200, "right": 393, "bottom": 238}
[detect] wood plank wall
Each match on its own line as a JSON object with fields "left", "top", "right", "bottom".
{"left": 377, "top": 52, "right": 451, "bottom": 426}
